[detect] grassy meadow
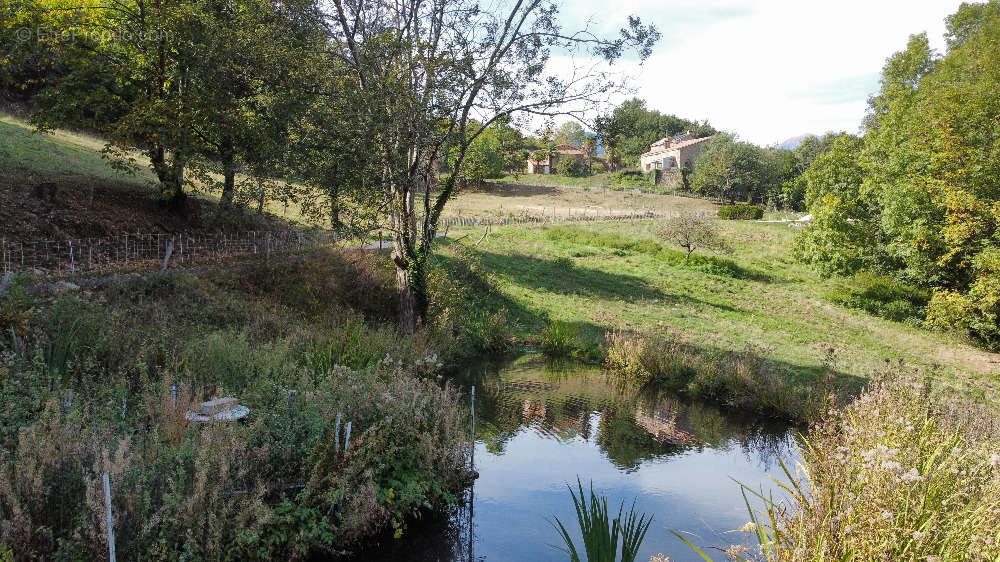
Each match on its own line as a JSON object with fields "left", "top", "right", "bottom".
{"left": 452, "top": 219, "right": 998, "bottom": 405}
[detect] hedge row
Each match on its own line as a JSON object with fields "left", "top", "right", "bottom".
{"left": 717, "top": 204, "right": 763, "bottom": 220}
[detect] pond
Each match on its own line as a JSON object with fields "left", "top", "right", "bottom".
{"left": 357, "top": 354, "right": 799, "bottom": 561}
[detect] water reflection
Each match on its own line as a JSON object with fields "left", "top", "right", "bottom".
{"left": 353, "top": 354, "right": 798, "bottom": 562}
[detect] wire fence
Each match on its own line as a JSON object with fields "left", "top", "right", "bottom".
{"left": 0, "top": 230, "right": 335, "bottom": 276}
{"left": 1, "top": 207, "right": 712, "bottom": 277}
{"left": 437, "top": 207, "right": 709, "bottom": 229}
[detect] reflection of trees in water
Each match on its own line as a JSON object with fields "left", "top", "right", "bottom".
{"left": 631, "top": 383, "right": 799, "bottom": 470}
{"left": 467, "top": 356, "right": 795, "bottom": 468}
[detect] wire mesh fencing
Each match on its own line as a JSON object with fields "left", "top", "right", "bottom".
{"left": 437, "top": 207, "right": 715, "bottom": 229}
{"left": 0, "top": 230, "right": 336, "bottom": 276}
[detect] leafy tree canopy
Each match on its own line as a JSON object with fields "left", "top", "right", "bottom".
{"left": 797, "top": 1, "right": 1000, "bottom": 348}
{"left": 595, "top": 98, "right": 715, "bottom": 168}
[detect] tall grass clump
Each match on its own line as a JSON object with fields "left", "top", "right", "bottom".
{"left": 829, "top": 272, "right": 931, "bottom": 325}
{"left": 540, "top": 321, "right": 580, "bottom": 358}
{"left": 604, "top": 330, "right": 823, "bottom": 421}
{"left": 745, "top": 368, "right": 1000, "bottom": 560}
{"left": 551, "top": 478, "right": 652, "bottom": 562}
{"left": 427, "top": 244, "right": 516, "bottom": 360}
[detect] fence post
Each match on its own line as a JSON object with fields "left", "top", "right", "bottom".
{"left": 343, "top": 421, "right": 352, "bottom": 453}
{"left": 68, "top": 241, "right": 75, "bottom": 274}
{"left": 103, "top": 473, "right": 117, "bottom": 562}
{"left": 160, "top": 239, "right": 174, "bottom": 272}
{"left": 334, "top": 412, "right": 341, "bottom": 451}
{"left": 470, "top": 386, "right": 475, "bottom": 469}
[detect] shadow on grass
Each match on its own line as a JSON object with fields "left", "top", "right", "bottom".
{"left": 476, "top": 249, "right": 740, "bottom": 314}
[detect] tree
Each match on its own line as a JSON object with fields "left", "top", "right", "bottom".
{"left": 780, "top": 132, "right": 843, "bottom": 210}
{"left": 450, "top": 126, "right": 505, "bottom": 187}
{"left": 582, "top": 136, "right": 597, "bottom": 173}
{"left": 23, "top": 0, "right": 197, "bottom": 208}
{"left": 554, "top": 121, "right": 585, "bottom": 147}
{"left": 690, "top": 136, "right": 767, "bottom": 203}
{"left": 317, "top": 0, "right": 660, "bottom": 333}
{"left": 595, "top": 98, "right": 715, "bottom": 168}
{"left": 794, "top": 135, "right": 877, "bottom": 274}
{"left": 795, "top": 2, "right": 1000, "bottom": 347}
{"left": 659, "top": 214, "right": 731, "bottom": 263}
{"left": 180, "top": 0, "right": 319, "bottom": 214}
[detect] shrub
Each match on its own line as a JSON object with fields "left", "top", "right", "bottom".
{"left": 717, "top": 204, "right": 763, "bottom": 220}
{"left": 556, "top": 157, "right": 584, "bottom": 177}
{"left": 0, "top": 272, "right": 32, "bottom": 338}
{"left": 303, "top": 367, "right": 468, "bottom": 545}
{"left": 746, "top": 369, "right": 1000, "bottom": 560}
{"left": 830, "top": 273, "right": 930, "bottom": 324}
{"left": 603, "top": 330, "right": 822, "bottom": 421}
{"left": 612, "top": 169, "right": 655, "bottom": 189}
{"left": 926, "top": 271, "right": 1000, "bottom": 350}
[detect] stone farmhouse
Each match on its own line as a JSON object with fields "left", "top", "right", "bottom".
{"left": 639, "top": 131, "right": 713, "bottom": 173}
{"left": 526, "top": 144, "right": 586, "bottom": 174}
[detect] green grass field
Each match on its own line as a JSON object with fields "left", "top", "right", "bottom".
{"left": 456, "top": 220, "right": 998, "bottom": 402}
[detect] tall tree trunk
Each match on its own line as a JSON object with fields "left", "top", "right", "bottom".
{"left": 219, "top": 138, "right": 236, "bottom": 211}
{"left": 151, "top": 145, "right": 187, "bottom": 209}
{"left": 390, "top": 170, "right": 430, "bottom": 335}
{"left": 329, "top": 184, "right": 341, "bottom": 228}
{"left": 394, "top": 259, "right": 418, "bottom": 334}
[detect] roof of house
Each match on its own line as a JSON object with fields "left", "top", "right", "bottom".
{"left": 553, "top": 144, "right": 585, "bottom": 155}
{"left": 642, "top": 135, "right": 713, "bottom": 158}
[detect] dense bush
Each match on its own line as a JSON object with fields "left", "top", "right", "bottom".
{"left": 604, "top": 330, "right": 823, "bottom": 421}
{"left": 829, "top": 272, "right": 930, "bottom": 325}
{"left": 612, "top": 169, "right": 655, "bottom": 189}
{"left": 555, "top": 156, "right": 584, "bottom": 177}
{"left": 717, "top": 203, "right": 763, "bottom": 220}
{"left": 0, "top": 250, "right": 475, "bottom": 559}
{"left": 925, "top": 256, "right": 1000, "bottom": 350}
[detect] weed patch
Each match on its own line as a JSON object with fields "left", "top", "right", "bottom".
{"left": 604, "top": 330, "right": 829, "bottom": 421}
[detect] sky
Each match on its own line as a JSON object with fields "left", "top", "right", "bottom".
{"left": 554, "top": 0, "right": 965, "bottom": 146}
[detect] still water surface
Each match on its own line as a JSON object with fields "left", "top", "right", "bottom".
{"left": 362, "top": 354, "right": 799, "bottom": 561}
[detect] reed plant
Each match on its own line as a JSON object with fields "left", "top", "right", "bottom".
{"left": 541, "top": 321, "right": 581, "bottom": 358}
{"left": 551, "top": 478, "right": 652, "bottom": 562}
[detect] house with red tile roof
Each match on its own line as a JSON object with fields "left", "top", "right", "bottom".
{"left": 639, "top": 131, "right": 713, "bottom": 172}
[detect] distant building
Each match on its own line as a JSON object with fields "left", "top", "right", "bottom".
{"left": 527, "top": 144, "right": 587, "bottom": 174}
{"left": 639, "top": 131, "right": 713, "bottom": 172}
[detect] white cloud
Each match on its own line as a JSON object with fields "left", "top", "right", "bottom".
{"left": 551, "top": 0, "right": 963, "bottom": 145}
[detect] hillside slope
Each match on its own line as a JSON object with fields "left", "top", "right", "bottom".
{"left": 0, "top": 115, "right": 307, "bottom": 240}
